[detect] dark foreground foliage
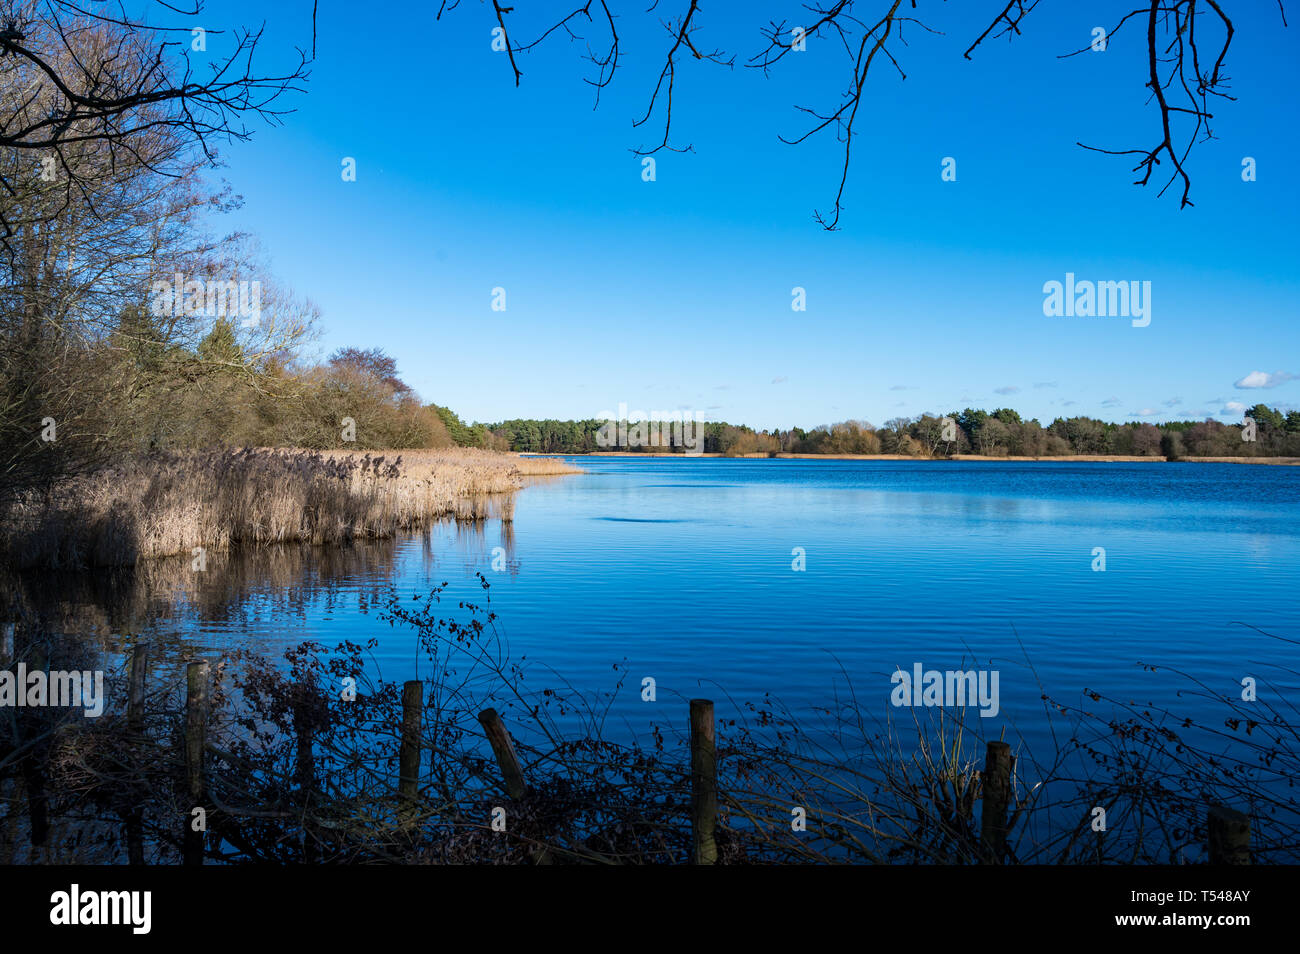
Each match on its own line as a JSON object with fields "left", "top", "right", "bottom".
{"left": 1, "top": 582, "right": 1295, "bottom": 864}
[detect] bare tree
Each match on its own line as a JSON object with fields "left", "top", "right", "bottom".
{"left": 0, "top": 3, "right": 315, "bottom": 495}
{"left": 0, "top": 0, "right": 310, "bottom": 252}
{"left": 441, "top": 1, "right": 1285, "bottom": 228}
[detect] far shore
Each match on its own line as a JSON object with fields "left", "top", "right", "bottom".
{"left": 522, "top": 452, "right": 1300, "bottom": 465}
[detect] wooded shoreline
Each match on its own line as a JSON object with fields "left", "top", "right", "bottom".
{"left": 527, "top": 452, "right": 1300, "bottom": 465}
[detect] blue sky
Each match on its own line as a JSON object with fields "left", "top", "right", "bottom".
{"left": 206, "top": 0, "right": 1298, "bottom": 429}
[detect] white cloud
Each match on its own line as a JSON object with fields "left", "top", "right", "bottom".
{"left": 994, "top": 385, "right": 1020, "bottom": 395}
{"left": 1221, "top": 401, "right": 1247, "bottom": 416}
{"left": 1234, "top": 370, "right": 1297, "bottom": 389}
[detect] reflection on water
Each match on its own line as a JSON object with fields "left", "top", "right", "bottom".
{"left": 4, "top": 459, "right": 1299, "bottom": 756}
{"left": 3, "top": 459, "right": 1298, "bottom": 864}
{"left": 1, "top": 515, "right": 516, "bottom": 659}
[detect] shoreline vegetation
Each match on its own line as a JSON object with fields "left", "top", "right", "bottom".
{"left": 527, "top": 451, "right": 1300, "bottom": 464}
{"left": 439, "top": 405, "right": 1300, "bottom": 461}
{"left": 6, "top": 589, "right": 1294, "bottom": 864}
{"left": 0, "top": 449, "right": 579, "bottom": 571}
{"left": 1, "top": 3, "right": 1292, "bottom": 873}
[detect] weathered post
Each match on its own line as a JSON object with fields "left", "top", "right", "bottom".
{"left": 476, "top": 708, "right": 552, "bottom": 862}
{"left": 183, "top": 661, "right": 209, "bottom": 865}
{"left": 294, "top": 701, "right": 316, "bottom": 794}
{"left": 1207, "top": 805, "right": 1251, "bottom": 864}
{"left": 126, "top": 813, "right": 144, "bottom": 866}
{"left": 690, "top": 699, "right": 718, "bottom": 865}
{"left": 981, "top": 740, "right": 1012, "bottom": 864}
{"left": 399, "top": 680, "right": 422, "bottom": 803}
{"left": 20, "top": 637, "right": 50, "bottom": 849}
{"left": 477, "top": 708, "right": 527, "bottom": 800}
{"left": 19, "top": 750, "right": 49, "bottom": 848}
{"left": 293, "top": 691, "right": 318, "bottom": 863}
{"left": 125, "top": 643, "right": 149, "bottom": 864}
{"left": 128, "top": 644, "right": 148, "bottom": 733}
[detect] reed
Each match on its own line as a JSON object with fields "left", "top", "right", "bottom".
{"left": 0, "top": 448, "right": 579, "bottom": 569}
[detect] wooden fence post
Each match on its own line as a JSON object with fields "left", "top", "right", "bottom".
{"left": 124, "top": 643, "right": 149, "bottom": 864}
{"left": 1207, "top": 805, "right": 1251, "bottom": 864}
{"left": 981, "top": 740, "right": 1011, "bottom": 863}
{"left": 17, "top": 638, "right": 50, "bottom": 848}
{"left": 690, "top": 699, "right": 718, "bottom": 865}
{"left": 477, "top": 708, "right": 527, "bottom": 800}
{"left": 477, "top": 708, "right": 553, "bottom": 863}
{"left": 293, "top": 691, "right": 318, "bottom": 863}
{"left": 294, "top": 701, "right": 316, "bottom": 795}
{"left": 18, "top": 741, "right": 49, "bottom": 848}
{"left": 128, "top": 644, "right": 148, "bottom": 733}
{"left": 183, "top": 661, "right": 209, "bottom": 865}
{"left": 399, "top": 681, "right": 422, "bottom": 803}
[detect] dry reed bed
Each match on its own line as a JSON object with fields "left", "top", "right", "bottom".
{"left": 1, "top": 448, "right": 579, "bottom": 570}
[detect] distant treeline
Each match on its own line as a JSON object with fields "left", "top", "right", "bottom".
{"left": 433, "top": 406, "right": 1300, "bottom": 458}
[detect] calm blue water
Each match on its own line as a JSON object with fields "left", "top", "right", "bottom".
{"left": 136, "top": 458, "right": 1300, "bottom": 754}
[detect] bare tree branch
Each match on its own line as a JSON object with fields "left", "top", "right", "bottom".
{"left": 441, "top": 1, "right": 1285, "bottom": 227}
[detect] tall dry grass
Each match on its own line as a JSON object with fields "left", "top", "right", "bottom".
{"left": 0, "top": 448, "right": 579, "bottom": 570}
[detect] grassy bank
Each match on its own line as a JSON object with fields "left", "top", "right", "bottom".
{"left": 1, "top": 448, "right": 579, "bottom": 570}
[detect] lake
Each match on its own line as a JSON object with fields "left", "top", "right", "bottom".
{"left": 66, "top": 457, "right": 1300, "bottom": 759}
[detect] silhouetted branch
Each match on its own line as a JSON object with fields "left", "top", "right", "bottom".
{"left": 441, "top": 0, "right": 1284, "bottom": 227}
